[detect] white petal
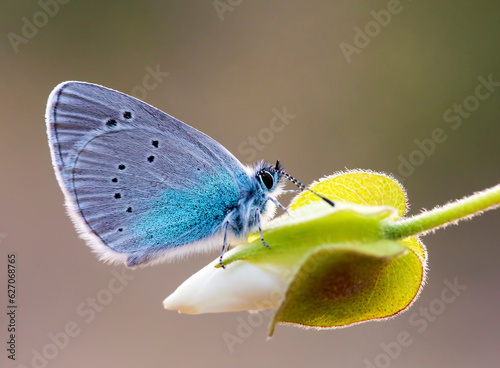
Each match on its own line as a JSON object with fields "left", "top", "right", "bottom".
{"left": 163, "top": 248, "right": 287, "bottom": 314}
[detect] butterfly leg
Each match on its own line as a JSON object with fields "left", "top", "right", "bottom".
{"left": 268, "top": 196, "right": 290, "bottom": 216}
{"left": 255, "top": 207, "right": 271, "bottom": 249}
{"left": 219, "top": 221, "right": 230, "bottom": 269}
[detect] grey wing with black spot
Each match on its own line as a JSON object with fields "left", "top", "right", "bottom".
{"left": 46, "top": 81, "right": 249, "bottom": 267}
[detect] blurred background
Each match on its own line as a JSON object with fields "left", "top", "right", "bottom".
{"left": 1, "top": 1, "right": 499, "bottom": 367}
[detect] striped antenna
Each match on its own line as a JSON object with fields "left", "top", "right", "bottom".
{"left": 275, "top": 162, "right": 335, "bottom": 207}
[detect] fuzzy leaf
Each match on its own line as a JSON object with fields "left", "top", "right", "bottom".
{"left": 290, "top": 170, "right": 407, "bottom": 217}
{"left": 221, "top": 203, "right": 397, "bottom": 269}
{"left": 267, "top": 171, "right": 426, "bottom": 335}
{"left": 219, "top": 171, "right": 426, "bottom": 336}
{"left": 269, "top": 237, "right": 424, "bottom": 335}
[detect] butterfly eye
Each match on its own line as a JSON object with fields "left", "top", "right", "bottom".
{"left": 259, "top": 171, "right": 275, "bottom": 190}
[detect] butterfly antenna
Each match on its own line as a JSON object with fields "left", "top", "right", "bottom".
{"left": 276, "top": 165, "right": 335, "bottom": 207}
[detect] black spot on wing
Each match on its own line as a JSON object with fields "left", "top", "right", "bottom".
{"left": 106, "top": 119, "right": 117, "bottom": 127}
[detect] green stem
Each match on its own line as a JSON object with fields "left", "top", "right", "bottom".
{"left": 382, "top": 184, "right": 500, "bottom": 240}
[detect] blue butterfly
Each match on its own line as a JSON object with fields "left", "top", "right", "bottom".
{"left": 46, "top": 82, "right": 333, "bottom": 268}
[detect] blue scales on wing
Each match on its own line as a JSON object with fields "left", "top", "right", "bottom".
{"left": 46, "top": 82, "right": 251, "bottom": 266}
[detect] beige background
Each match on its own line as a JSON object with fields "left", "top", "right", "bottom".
{"left": 1, "top": 1, "right": 499, "bottom": 367}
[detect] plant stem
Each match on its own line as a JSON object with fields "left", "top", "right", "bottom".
{"left": 382, "top": 184, "right": 500, "bottom": 240}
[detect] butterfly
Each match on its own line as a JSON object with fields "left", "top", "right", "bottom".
{"left": 46, "top": 82, "right": 333, "bottom": 268}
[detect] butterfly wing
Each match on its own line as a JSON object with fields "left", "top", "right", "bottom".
{"left": 46, "top": 81, "right": 251, "bottom": 267}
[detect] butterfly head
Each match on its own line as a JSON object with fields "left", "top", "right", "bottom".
{"left": 254, "top": 160, "right": 286, "bottom": 194}
{"left": 262, "top": 160, "right": 336, "bottom": 207}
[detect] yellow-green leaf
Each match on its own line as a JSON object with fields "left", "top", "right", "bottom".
{"left": 221, "top": 170, "right": 426, "bottom": 336}
{"left": 221, "top": 203, "right": 397, "bottom": 269}
{"left": 269, "top": 237, "right": 425, "bottom": 335}
{"left": 290, "top": 170, "right": 407, "bottom": 218}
